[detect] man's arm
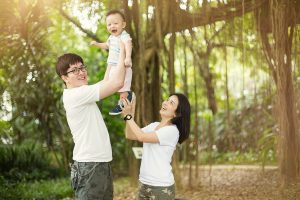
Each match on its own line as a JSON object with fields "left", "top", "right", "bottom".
{"left": 90, "top": 41, "right": 109, "bottom": 50}
{"left": 103, "top": 65, "right": 111, "bottom": 81}
{"left": 99, "top": 43, "right": 125, "bottom": 99}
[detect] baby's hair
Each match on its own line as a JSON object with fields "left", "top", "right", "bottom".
{"left": 106, "top": 10, "right": 126, "bottom": 21}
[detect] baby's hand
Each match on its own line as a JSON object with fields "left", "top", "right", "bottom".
{"left": 90, "top": 41, "right": 97, "bottom": 46}
{"left": 125, "top": 57, "right": 132, "bottom": 67}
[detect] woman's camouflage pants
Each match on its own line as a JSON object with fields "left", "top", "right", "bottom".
{"left": 137, "top": 182, "right": 175, "bottom": 200}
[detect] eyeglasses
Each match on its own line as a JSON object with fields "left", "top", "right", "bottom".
{"left": 65, "top": 66, "right": 87, "bottom": 75}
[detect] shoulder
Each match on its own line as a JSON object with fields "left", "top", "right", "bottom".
{"left": 142, "top": 122, "right": 159, "bottom": 132}
{"left": 63, "top": 83, "right": 100, "bottom": 103}
{"left": 120, "top": 31, "right": 132, "bottom": 40}
{"left": 156, "top": 125, "right": 179, "bottom": 146}
{"left": 159, "top": 125, "right": 179, "bottom": 134}
{"left": 121, "top": 30, "right": 129, "bottom": 35}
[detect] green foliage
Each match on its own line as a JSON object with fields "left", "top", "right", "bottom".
{"left": 0, "top": 176, "right": 73, "bottom": 200}
{"left": 0, "top": 120, "right": 12, "bottom": 143}
{"left": 0, "top": 143, "right": 59, "bottom": 181}
{"left": 199, "top": 150, "right": 276, "bottom": 165}
{"left": 212, "top": 96, "right": 276, "bottom": 152}
{"left": 0, "top": 176, "right": 133, "bottom": 200}
{"left": 257, "top": 130, "right": 277, "bottom": 166}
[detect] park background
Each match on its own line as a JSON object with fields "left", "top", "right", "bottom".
{"left": 0, "top": 0, "right": 300, "bottom": 199}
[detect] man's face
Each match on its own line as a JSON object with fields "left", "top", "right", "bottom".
{"left": 62, "top": 62, "right": 88, "bottom": 88}
{"left": 106, "top": 13, "right": 126, "bottom": 36}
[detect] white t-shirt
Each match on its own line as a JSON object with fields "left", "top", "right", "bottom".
{"left": 139, "top": 122, "right": 179, "bottom": 186}
{"left": 63, "top": 82, "right": 112, "bottom": 162}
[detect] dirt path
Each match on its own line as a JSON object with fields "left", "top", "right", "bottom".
{"left": 115, "top": 165, "right": 300, "bottom": 200}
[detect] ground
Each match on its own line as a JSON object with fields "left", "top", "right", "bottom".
{"left": 114, "top": 165, "right": 300, "bottom": 200}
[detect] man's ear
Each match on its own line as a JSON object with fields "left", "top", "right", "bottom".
{"left": 61, "top": 75, "right": 68, "bottom": 83}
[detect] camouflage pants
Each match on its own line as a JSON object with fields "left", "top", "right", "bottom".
{"left": 70, "top": 161, "right": 113, "bottom": 200}
{"left": 137, "top": 182, "right": 175, "bottom": 200}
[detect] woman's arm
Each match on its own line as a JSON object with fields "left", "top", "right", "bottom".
{"left": 126, "top": 120, "right": 158, "bottom": 143}
{"left": 123, "top": 98, "right": 159, "bottom": 143}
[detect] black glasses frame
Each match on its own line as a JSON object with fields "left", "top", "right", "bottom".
{"left": 65, "top": 66, "right": 87, "bottom": 75}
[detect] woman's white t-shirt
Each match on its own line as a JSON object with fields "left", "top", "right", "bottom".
{"left": 139, "top": 122, "right": 179, "bottom": 186}
{"left": 63, "top": 82, "right": 112, "bottom": 162}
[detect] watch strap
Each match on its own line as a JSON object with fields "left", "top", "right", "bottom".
{"left": 123, "top": 114, "right": 132, "bottom": 121}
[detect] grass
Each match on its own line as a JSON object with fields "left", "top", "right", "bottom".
{"left": 0, "top": 177, "right": 73, "bottom": 200}
{"left": 0, "top": 176, "right": 135, "bottom": 200}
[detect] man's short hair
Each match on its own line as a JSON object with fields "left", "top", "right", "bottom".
{"left": 56, "top": 53, "right": 84, "bottom": 77}
{"left": 106, "top": 10, "right": 126, "bottom": 21}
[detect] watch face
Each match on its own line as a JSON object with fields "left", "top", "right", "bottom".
{"left": 125, "top": 114, "right": 132, "bottom": 120}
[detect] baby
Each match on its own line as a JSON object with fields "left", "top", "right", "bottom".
{"left": 91, "top": 10, "right": 133, "bottom": 115}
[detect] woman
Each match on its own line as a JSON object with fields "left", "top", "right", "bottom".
{"left": 121, "top": 93, "right": 191, "bottom": 200}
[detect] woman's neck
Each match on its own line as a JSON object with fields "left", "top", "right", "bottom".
{"left": 159, "top": 118, "right": 172, "bottom": 127}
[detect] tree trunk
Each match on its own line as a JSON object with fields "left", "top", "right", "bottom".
{"left": 193, "top": 57, "right": 200, "bottom": 179}
{"left": 271, "top": 0, "right": 300, "bottom": 186}
{"left": 168, "top": 33, "right": 176, "bottom": 94}
{"left": 257, "top": 0, "right": 300, "bottom": 187}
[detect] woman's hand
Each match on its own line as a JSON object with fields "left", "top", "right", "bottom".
{"left": 121, "top": 96, "right": 136, "bottom": 117}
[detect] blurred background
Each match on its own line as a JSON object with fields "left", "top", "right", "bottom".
{"left": 0, "top": 0, "right": 299, "bottom": 199}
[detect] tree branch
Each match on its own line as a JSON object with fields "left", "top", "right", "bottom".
{"left": 58, "top": 8, "right": 101, "bottom": 42}
{"left": 165, "top": 0, "right": 268, "bottom": 34}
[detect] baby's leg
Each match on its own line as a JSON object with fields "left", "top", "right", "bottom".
{"left": 119, "top": 91, "right": 128, "bottom": 99}
{"left": 117, "top": 67, "right": 132, "bottom": 93}
{"left": 109, "top": 67, "right": 133, "bottom": 115}
{"left": 104, "top": 65, "right": 113, "bottom": 81}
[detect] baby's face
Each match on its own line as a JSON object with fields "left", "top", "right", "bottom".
{"left": 106, "top": 13, "right": 126, "bottom": 36}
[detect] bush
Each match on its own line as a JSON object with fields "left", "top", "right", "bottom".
{"left": 0, "top": 176, "right": 73, "bottom": 200}
{"left": 0, "top": 143, "right": 59, "bottom": 181}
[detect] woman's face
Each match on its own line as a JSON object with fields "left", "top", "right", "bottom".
{"left": 159, "top": 95, "right": 179, "bottom": 119}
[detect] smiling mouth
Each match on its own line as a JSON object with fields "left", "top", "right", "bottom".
{"left": 112, "top": 30, "right": 117, "bottom": 33}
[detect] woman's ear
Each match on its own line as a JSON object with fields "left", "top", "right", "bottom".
{"left": 176, "top": 113, "right": 181, "bottom": 117}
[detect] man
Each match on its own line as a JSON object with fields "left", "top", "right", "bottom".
{"left": 55, "top": 43, "right": 126, "bottom": 199}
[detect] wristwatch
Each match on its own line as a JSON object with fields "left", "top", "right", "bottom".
{"left": 123, "top": 114, "right": 132, "bottom": 121}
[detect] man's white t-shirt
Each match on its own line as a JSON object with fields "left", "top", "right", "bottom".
{"left": 139, "top": 122, "right": 179, "bottom": 186}
{"left": 63, "top": 82, "right": 112, "bottom": 162}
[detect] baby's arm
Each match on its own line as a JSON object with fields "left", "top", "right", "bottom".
{"left": 124, "top": 40, "right": 132, "bottom": 67}
{"left": 90, "top": 41, "right": 109, "bottom": 50}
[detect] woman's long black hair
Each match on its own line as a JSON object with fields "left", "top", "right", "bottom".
{"left": 170, "top": 93, "right": 191, "bottom": 144}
